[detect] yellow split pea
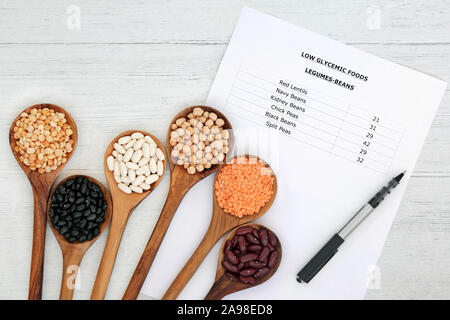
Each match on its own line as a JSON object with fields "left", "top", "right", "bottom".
{"left": 13, "top": 107, "right": 74, "bottom": 173}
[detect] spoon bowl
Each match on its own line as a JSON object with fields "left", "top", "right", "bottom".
{"left": 47, "top": 175, "right": 112, "bottom": 300}
{"left": 91, "top": 130, "right": 166, "bottom": 299}
{"left": 9, "top": 103, "right": 78, "bottom": 300}
{"left": 123, "top": 106, "right": 233, "bottom": 299}
{"left": 205, "top": 223, "right": 282, "bottom": 300}
{"left": 162, "top": 155, "right": 277, "bottom": 299}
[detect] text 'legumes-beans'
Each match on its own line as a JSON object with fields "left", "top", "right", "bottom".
{"left": 215, "top": 156, "right": 275, "bottom": 218}
{"left": 12, "top": 107, "right": 74, "bottom": 173}
{"left": 106, "top": 132, "right": 165, "bottom": 194}
{"left": 222, "top": 225, "right": 280, "bottom": 284}
{"left": 49, "top": 176, "right": 107, "bottom": 243}
{"left": 169, "top": 107, "right": 230, "bottom": 174}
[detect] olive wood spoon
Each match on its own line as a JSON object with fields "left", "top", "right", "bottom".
{"left": 90, "top": 130, "right": 166, "bottom": 300}
{"left": 47, "top": 175, "right": 112, "bottom": 300}
{"left": 204, "top": 223, "right": 282, "bottom": 300}
{"left": 162, "top": 155, "right": 277, "bottom": 300}
{"left": 122, "top": 106, "right": 233, "bottom": 300}
{"left": 9, "top": 103, "right": 78, "bottom": 300}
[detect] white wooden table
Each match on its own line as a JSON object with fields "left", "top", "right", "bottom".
{"left": 0, "top": 0, "right": 449, "bottom": 300}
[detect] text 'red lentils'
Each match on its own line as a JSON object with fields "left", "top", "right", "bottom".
{"left": 215, "top": 157, "right": 274, "bottom": 217}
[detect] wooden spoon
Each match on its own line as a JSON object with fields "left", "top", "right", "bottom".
{"left": 122, "top": 106, "right": 233, "bottom": 300}
{"left": 90, "top": 130, "right": 166, "bottom": 300}
{"left": 9, "top": 103, "right": 78, "bottom": 300}
{"left": 47, "top": 175, "right": 112, "bottom": 300}
{"left": 162, "top": 155, "right": 277, "bottom": 300}
{"left": 204, "top": 223, "right": 282, "bottom": 300}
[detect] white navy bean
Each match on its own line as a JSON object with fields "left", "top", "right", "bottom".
{"left": 130, "top": 185, "right": 143, "bottom": 193}
{"left": 149, "top": 143, "right": 156, "bottom": 157}
{"left": 118, "top": 183, "right": 132, "bottom": 194}
{"left": 132, "top": 175, "right": 145, "bottom": 186}
{"left": 149, "top": 158, "right": 157, "bottom": 173}
{"left": 140, "top": 183, "right": 151, "bottom": 191}
{"left": 123, "top": 148, "right": 133, "bottom": 162}
{"left": 157, "top": 160, "right": 164, "bottom": 176}
{"left": 145, "top": 174, "right": 159, "bottom": 185}
{"left": 124, "top": 139, "right": 135, "bottom": 150}
{"left": 138, "top": 157, "right": 149, "bottom": 166}
{"left": 119, "top": 161, "right": 127, "bottom": 177}
{"left": 128, "top": 169, "right": 136, "bottom": 182}
{"left": 118, "top": 135, "right": 131, "bottom": 145}
{"left": 108, "top": 131, "right": 165, "bottom": 194}
{"left": 126, "top": 162, "right": 139, "bottom": 170}
{"left": 136, "top": 165, "right": 149, "bottom": 176}
{"left": 156, "top": 148, "right": 165, "bottom": 161}
{"left": 132, "top": 149, "right": 143, "bottom": 163}
{"left": 114, "top": 160, "right": 120, "bottom": 176}
{"left": 107, "top": 156, "right": 115, "bottom": 171}
{"left": 114, "top": 143, "right": 126, "bottom": 154}
{"left": 131, "top": 132, "right": 144, "bottom": 139}
{"left": 142, "top": 143, "right": 150, "bottom": 159}
{"left": 133, "top": 138, "right": 145, "bottom": 151}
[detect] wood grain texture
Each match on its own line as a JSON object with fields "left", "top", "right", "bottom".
{"left": 0, "top": 0, "right": 449, "bottom": 299}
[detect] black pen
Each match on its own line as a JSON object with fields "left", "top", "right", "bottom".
{"left": 297, "top": 171, "right": 406, "bottom": 283}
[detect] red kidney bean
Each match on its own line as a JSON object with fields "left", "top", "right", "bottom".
{"left": 224, "top": 240, "right": 232, "bottom": 253}
{"left": 223, "top": 226, "right": 281, "bottom": 285}
{"left": 238, "top": 235, "right": 247, "bottom": 253}
{"left": 259, "top": 229, "right": 269, "bottom": 246}
{"left": 268, "top": 230, "right": 278, "bottom": 247}
{"left": 246, "top": 234, "right": 260, "bottom": 245}
{"left": 236, "top": 226, "right": 253, "bottom": 235}
{"left": 254, "top": 267, "right": 270, "bottom": 278}
{"left": 247, "top": 245, "right": 262, "bottom": 252}
{"left": 226, "top": 250, "right": 239, "bottom": 265}
{"left": 225, "top": 272, "right": 239, "bottom": 281}
{"left": 222, "top": 261, "right": 238, "bottom": 273}
{"left": 240, "top": 268, "right": 256, "bottom": 277}
{"left": 248, "top": 260, "right": 266, "bottom": 269}
{"left": 259, "top": 247, "right": 270, "bottom": 262}
{"left": 267, "top": 251, "right": 279, "bottom": 268}
{"left": 240, "top": 253, "right": 258, "bottom": 263}
{"left": 239, "top": 276, "right": 256, "bottom": 284}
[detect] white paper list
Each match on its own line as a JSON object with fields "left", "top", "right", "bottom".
{"left": 140, "top": 7, "right": 446, "bottom": 300}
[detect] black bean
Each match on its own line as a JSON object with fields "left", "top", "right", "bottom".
{"left": 60, "top": 226, "right": 68, "bottom": 234}
{"left": 78, "top": 235, "right": 87, "bottom": 242}
{"left": 95, "top": 216, "right": 104, "bottom": 223}
{"left": 93, "top": 227, "right": 100, "bottom": 237}
{"left": 71, "top": 230, "right": 80, "bottom": 237}
{"left": 87, "top": 232, "right": 93, "bottom": 240}
{"left": 65, "top": 179, "right": 75, "bottom": 187}
{"left": 89, "top": 205, "right": 96, "bottom": 213}
{"left": 87, "top": 214, "right": 96, "bottom": 221}
{"left": 80, "top": 183, "right": 87, "bottom": 195}
{"left": 73, "top": 211, "right": 82, "bottom": 219}
{"left": 79, "top": 219, "right": 87, "bottom": 229}
{"left": 75, "top": 197, "right": 85, "bottom": 205}
{"left": 76, "top": 204, "right": 86, "bottom": 211}
{"left": 90, "top": 191, "right": 98, "bottom": 198}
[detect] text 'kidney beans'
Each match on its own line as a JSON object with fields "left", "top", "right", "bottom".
{"left": 49, "top": 176, "right": 107, "bottom": 243}
{"left": 222, "top": 225, "right": 280, "bottom": 285}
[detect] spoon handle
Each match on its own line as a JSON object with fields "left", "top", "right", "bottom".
{"left": 162, "top": 222, "right": 224, "bottom": 300}
{"left": 28, "top": 185, "right": 50, "bottom": 300}
{"left": 122, "top": 180, "right": 190, "bottom": 300}
{"left": 204, "top": 275, "right": 232, "bottom": 300}
{"left": 59, "top": 249, "right": 84, "bottom": 300}
{"left": 91, "top": 206, "right": 129, "bottom": 300}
